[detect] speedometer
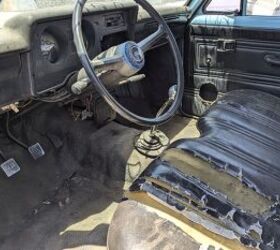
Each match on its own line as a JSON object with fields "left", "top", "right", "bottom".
{"left": 40, "top": 31, "right": 59, "bottom": 63}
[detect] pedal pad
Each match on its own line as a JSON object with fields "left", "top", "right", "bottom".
{"left": 1, "top": 158, "right": 21, "bottom": 177}
{"left": 28, "top": 143, "right": 45, "bottom": 160}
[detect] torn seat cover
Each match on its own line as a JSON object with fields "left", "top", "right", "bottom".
{"left": 129, "top": 90, "right": 280, "bottom": 250}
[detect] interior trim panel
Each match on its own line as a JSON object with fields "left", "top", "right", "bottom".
{"left": 183, "top": 14, "right": 280, "bottom": 117}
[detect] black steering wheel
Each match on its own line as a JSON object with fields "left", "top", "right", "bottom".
{"left": 72, "top": 0, "right": 184, "bottom": 127}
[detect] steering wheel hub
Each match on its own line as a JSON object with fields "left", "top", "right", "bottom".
{"left": 124, "top": 42, "right": 145, "bottom": 70}
{"left": 72, "top": 0, "right": 184, "bottom": 127}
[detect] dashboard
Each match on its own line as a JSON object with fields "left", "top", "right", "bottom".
{"left": 0, "top": 2, "right": 186, "bottom": 107}
{"left": 31, "top": 10, "right": 136, "bottom": 93}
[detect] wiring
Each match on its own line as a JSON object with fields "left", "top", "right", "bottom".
{"left": 10, "top": 102, "right": 43, "bottom": 122}
{"left": 18, "top": 100, "right": 33, "bottom": 109}
{"left": 32, "top": 71, "right": 77, "bottom": 103}
{"left": 6, "top": 112, "right": 28, "bottom": 150}
{"left": 0, "top": 150, "right": 6, "bottom": 161}
{"left": 33, "top": 90, "right": 71, "bottom": 103}
{"left": 3, "top": 72, "right": 79, "bottom": 149}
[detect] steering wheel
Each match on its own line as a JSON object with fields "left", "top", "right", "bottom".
{"left": 72, "top": 0, "right": 184, "bottom": 127}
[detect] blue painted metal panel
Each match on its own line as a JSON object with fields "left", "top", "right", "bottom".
{"left": 192, "top": 15, "right": 280, "bottom": 30}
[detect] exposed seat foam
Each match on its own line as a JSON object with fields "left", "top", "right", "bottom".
{"left": 172, "top": 89, "right": 280, "bottom": 199}
{"left": 107, "top": 200, "right": 201, "bottom": 250}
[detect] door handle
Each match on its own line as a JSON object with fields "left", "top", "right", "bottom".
{"left": 217, "top": 39, "right": 236, "bottom": 53}
{"left": 264, "top": 55, "right": 280, "bottom": 66}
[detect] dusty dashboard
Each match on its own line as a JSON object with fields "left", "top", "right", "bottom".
{"left": 0, "top": 1, "right": 186, "bottom": 108}
{"left": 31, "top": 9, "right": 137, "bottom": 94}
{"left": 0, "top": 2, "right": 138, "bottom": 108}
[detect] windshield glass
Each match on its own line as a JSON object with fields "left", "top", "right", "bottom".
{"left": 0, "top": 0, "right": 185, "bottom": 12}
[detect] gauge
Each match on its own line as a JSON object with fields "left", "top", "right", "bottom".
{"left": 40, "top": 31, "right": 59, "bottom": 63}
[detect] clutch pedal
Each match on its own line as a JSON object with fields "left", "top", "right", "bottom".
{"left": 6, "top": 112, "right": 46, "bottom": 160}
{"left": 1, "top": 158, "right": 21, "bottom": 177}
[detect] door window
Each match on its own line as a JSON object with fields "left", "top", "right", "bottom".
{"left": 247, "top": 0, "right": 280, "bottom": 16}
{"left": 205, "top": 0, "right": 241, "bottom": 13}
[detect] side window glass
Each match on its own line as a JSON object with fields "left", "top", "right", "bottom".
{"left": 247, "top": 0, "right": 280, "bottom": 16}
{"left": 205, "top": 0, "right": 241, "bottom": 13}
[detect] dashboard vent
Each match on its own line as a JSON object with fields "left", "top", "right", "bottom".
{"left": 104, "top": 13, "right": 125, "bottom": 28}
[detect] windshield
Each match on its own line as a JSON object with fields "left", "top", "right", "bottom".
{"left": 0, "top": 0, "right": 185, "bottom": 12}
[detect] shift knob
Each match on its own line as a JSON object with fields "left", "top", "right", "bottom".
{"left": 168, "top": 85, "right": 177, "bottom": 101}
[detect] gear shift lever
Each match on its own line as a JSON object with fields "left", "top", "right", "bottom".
{"left": 151, "top": 85, "right": 177, "bottom": 134}
{"left": 135, "top": 85, "right": 177, "bottom": 158}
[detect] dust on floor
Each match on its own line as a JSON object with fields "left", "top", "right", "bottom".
{"left": 0, "top": 115, "right": 199, "bottom": 250}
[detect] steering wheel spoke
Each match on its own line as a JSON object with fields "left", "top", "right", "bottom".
{"left": 73, "top": 0, "right": 184, "bottom": 126}
{"left": 138, "top": 25, "right": 166, "bottom": 53}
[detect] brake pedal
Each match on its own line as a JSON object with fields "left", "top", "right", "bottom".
{"left": 1, "top": 158, "right": 21, "bottom": 177}
{"left": 28, "top": 143, "right": 45, "bottom": 160}
{"left": 6, "top": 112, "right": 46, "bottom": 160}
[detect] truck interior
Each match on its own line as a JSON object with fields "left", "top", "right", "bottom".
{"left": 0, "top": 0, "right": 279, "bottom": 249}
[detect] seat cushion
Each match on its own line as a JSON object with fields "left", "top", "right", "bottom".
{"left": 172, "top": 89, "right": 280, "bottom": 200}
{"left": 107, "top": 200, "right": 201, "bottom": 250}
{"left": 129, "top": 90, "right": 280, "bottom": 250}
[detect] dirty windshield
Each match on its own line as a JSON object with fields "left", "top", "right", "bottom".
{"left": 0, "top": 0, "right": 185, "bottom": 11}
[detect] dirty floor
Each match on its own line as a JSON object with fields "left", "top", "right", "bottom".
{"left": 0, "top": 104, "right": 199, "bottom": 250}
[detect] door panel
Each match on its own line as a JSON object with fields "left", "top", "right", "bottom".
{"left": 183, "top": 15, "right": 280, "bottom": 116}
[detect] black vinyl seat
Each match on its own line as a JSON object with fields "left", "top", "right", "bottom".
{"left": 171, "top": 89, "right": 280, "bottom": 200}
{"left": 124, "top": 90, "right": 280, "bottom": 250}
